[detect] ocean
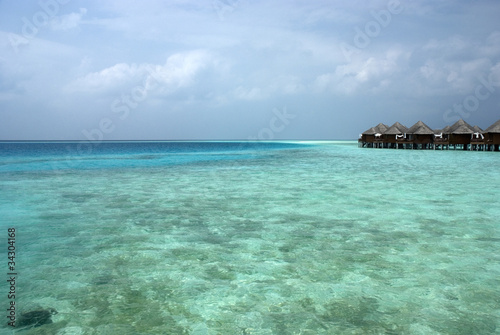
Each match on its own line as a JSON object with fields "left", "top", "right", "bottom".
{"left": 0, "top": 141, "right": 499, "bottom": 334}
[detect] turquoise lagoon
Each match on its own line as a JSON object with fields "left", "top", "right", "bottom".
{"left": 0, "top": 141, "right": 499, "bottom": 334}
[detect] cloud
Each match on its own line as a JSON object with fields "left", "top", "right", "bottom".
{"left": 68, "top": 50, "right": 212, "bottom": 95}
{"left": 50, "top": 8, "right": 87, "bottom": 31}
{"left": 69, "top": 62, "right": 142, "bottom": 92}
{"left": 314, "top": 49, "right": 405, "bottom": 95}
{"left": 145, "top": 50, "right": 211, "bottom": 94}
{"left": 314, "top": 30, "right": 500, "bottom": 98}
{"left": 412, "top": 32, "right": 500, "bottom": 95}
{"left": 272, "top": 75, "right": 305, "bottom": 95}
{"left": 480, "top": 31, "right": 500, "bottom": 58}
{"left": 232, "top": 86, "right": 265, "bottom": 101}
{"left": 2, "top": 1, "right": 500, "bottom": 140}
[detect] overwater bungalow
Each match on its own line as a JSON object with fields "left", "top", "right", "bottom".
{"left": 358, "top": 118, "right": 500, "bottom": 151}
{"left": 433, "top": 125, "right": 450, "bottom": 149}
{"left": 406, "top": 121, "right": 434, "bottom": 149}
{"left": 470, "top": 125, "right": 485, "bottom": 150}
{"left": 383, "top": 122, "right": 408, "bottom": 149}
{"left": 359, "top": 123, "right": 388, "bottom": 148}
{"left": 484, "top": 119, "right": 500, "bottom": 151}
{"left": 447, "top": 119, "right": 475, "bottom": 150}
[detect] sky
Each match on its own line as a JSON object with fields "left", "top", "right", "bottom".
{"left": 1, "top": 0, "right": 500, "bottom": 140}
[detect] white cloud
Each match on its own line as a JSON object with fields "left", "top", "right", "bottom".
{"left": 490, "top": 62, "right": 500, "bottom": 84}
{"left": 50, "top": 8, "right": 87, "bottom": 31}
{"left": 212, "top": 74, "right": 306, "bottom": 104}
{"left": 479, "top": 31, "right": 500, "bottom": 58}
{"left": 145, "top": 50, "right": 211, "bottom": 94}
{"left": 275, "top": 75, "right": 305, "bottom": 95}
{"left": 68, "top": 50, "right": 212, "bottom": 95}
{"left": 414, "top": 33, "right": 500, "bottom": 95}
{"left": 315, "top": 50, "right": 404, "bottom": 95}
{"left": 232, "top": 86, "right": 265, "bottom": 100}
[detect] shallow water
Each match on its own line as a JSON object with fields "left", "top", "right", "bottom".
{"left": 1, "top": 141, "right": 499, "bottom": 334}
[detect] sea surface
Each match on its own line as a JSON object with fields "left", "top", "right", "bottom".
{"left": 0, "top": 141, "right": 499, "bottom": 335}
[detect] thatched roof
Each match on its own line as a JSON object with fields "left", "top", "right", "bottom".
{"left": 362, "top": 123, "right": 389, "bottom": 135}
{"left": 452, "top": 125, "right": 474, "bottom": 134}
{"left": 362, "top": 127, "right": 377, "bottom": 135}
{"left": 448, "top": 119, "right": 474, "bottom": 134}
{"left": 484, "top": 119, "right": 500, "bottom": 133}
{"left": 361, "top": 118, "right": 500, "bottom": 137}
{"left": 472, "top": 125, "right": 483, "bottom": 133}
{"left": 384, "top": 122, "right": 408, "bottom": 135}
{"left": 375, "top": 123, "right": 389, "bottom": 133}
{"left": 413, "top": 126, "right": 435, "bottom": 135}
{"left": 407, "top": 121, "right": 434, "bottom": 135}
{"left": 407, "top": 121, "right": 428, "bottom": 133}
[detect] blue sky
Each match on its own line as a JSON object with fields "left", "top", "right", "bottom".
{"left": 1, "top": 0, "right": 499, "bottom": 140}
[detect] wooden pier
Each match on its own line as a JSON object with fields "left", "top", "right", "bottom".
{"left": 359, "top": 119, "right": 500, "bottom": 151}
